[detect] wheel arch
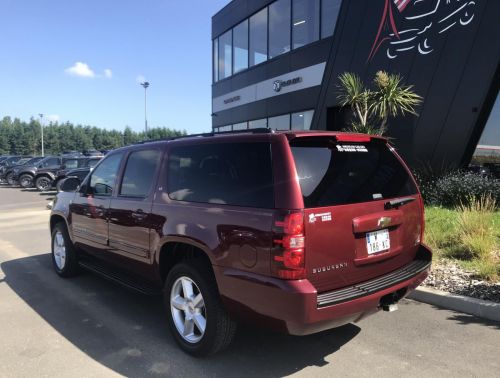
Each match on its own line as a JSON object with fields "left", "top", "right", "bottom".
{"left": 50, "top": 213, "right": 73, "bottom": 242}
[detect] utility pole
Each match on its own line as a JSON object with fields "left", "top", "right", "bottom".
{"left": 38, "top": 113, "right": 44, "bottom": 157}
{"left": 140, "top": 81, "right": 150, "bottom": 137}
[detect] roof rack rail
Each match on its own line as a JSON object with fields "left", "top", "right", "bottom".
{"left": 134, "top": 128, "right": 274, "bottom": 145}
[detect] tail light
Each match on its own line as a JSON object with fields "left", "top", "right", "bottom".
{"left": 272, "top": 211, "right": 306, "bottom": 280}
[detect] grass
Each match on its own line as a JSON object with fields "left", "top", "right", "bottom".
{"left": 425, "top": 198, "right": 500, "bottom": 282}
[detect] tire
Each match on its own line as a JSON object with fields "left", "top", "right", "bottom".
{"left": 36, "top": 176, "right": 53, "bottom": 192}
{"left": 164, "top": 262, "right": 236, "bottom": 357}
{"left": 19, "top": 174, "right": 34, "bottom": 188}
{"left": 6, "top": 172, "right": 16, "bottom": 186}
{"left": 56, "top": 179, "right": 64, "bottom": 192}
{"left": 51, "top": 223, "right": 79, "bottom": 277}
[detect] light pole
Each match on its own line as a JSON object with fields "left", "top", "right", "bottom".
{"left": 38, "top": 113, "right": 45, "bottom": 157}
{"left": 140, "top": 81, "right": 150, "bottom": 137}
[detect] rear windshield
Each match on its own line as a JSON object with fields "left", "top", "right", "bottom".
{"left": 290, "top": 138, "right": 417, "bottom": 207}
{"left": 168, "top": 142, "right": 274, "bottom": 208}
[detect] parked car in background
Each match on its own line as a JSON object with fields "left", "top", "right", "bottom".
{"left": 83, "top": 149, "right": 104, "bottom": 157}
{"left": 52, "top": 158, "right": 101, "bottom": 191}
{"left": 0, "top": 156, "right": 31, "bottom": 184}
{"left": 13, "top": 156, "right": 63, "bottom": 188}
{"left": 51, "top": 130, "right": 432, "bottom": 356}
{"left": 0, "top": 157, "right": 43, "bottom": 185}
{"left": 0, "top": 156, "right": 24, "bottom": 168}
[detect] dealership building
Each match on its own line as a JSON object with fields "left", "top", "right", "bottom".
{"left": 211, "top": 0, "right": 500, "bottom": 169}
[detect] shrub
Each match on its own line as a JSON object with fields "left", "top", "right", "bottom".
{"left": 415, "top": 170, "right": 500, "bottom": 208}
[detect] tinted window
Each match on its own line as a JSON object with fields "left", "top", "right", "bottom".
{"left": 292, "top": 0, "right": 320, "bottom": 49}
{"left": 233, "top": 20, "right": 248, "bottom": 74}
{"left": 168, "top": 143, "right": 274, "bottom": 208}
{"left": 87, "top": 159, "right": 100, "bottom": 168}
{"left": 213, "top": 39, "right": 219, "bottom": 82}
{"left": 218, "top": 30, "right": 232, "bottom": 80}
{"left": 322, "top": 0, "right": 342, "bottom": 38}
{"left": 268, "top": 114, "right": 290, "bottom": 130}
{"left": 249, "top": 8, "right": 268, "bottom": 66}
{"left": 120, "top": 149, "right": 161, "bottom": 197}
{"left": 89, "top": 153, "right": 123, "bottom": 196}
{"left": 290, "top": 138, "right": 417, "bottom": 207}
{"left": 40, "top": 157, "right": 60, "bottom": 168}
{"left": 64, "top": 159, "right": 79, "bottom": 169}
{"left": 291, "top": 110, "right": 314, "bottom": 130}
{"left": 249, "top": 118, "right": 268, "bottom": 129}
{"left": 232, "top": 122, "right": 248, "bottom": 130}
{"left": 269, "top": 0, "right": 291, "bottom": 59}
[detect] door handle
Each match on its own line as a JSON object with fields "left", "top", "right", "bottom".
{"left": 131, "top": 210, "right": 147, "bottom": 221}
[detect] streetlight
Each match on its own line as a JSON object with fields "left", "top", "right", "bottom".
{"left": 140, "top": 81, "right": 150, "bottom": 137}
{"left": 38, "top": 113, "right": 45, "bottom": 157}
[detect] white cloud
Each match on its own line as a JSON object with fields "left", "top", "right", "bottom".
{"left": 104, "top": 69, "right": 113, "bottom": 79}
{"left": 136, "top": 75, "right": 146, "bottom": 84}
{"left": 65, "top": 62, "right": 95, "bottom": 78}
{"left": 46, "top": 114, "right": 60, "bottom": 123}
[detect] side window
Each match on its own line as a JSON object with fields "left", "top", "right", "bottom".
{"left": 64, "top": 159, "right": 79, "bottom": 169}
{"left": 120, "top": 149, "right": 161, "bottom": 197}
{"left": 41, "top": 158, "right": 59, "bottom": 168}
{"left": 167, "top": 143, "right": 274, "bottom": 208}
{"left": 89, "top": 153, "right": 123, "bottom": 196}
{"left": 87, "top": 159, "right": 100, "bottom": 168}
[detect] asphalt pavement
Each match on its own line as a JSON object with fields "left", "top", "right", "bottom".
{"left": 0, "top": 187, "right": 499, "bottom": 377}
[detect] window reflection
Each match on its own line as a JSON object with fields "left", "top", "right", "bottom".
{"left": 269, "top": 0, "right": 291, "bottom": 59}
{"left": 218, "top": 30, "right": 232, "bottom": 80}
{"left": 249, "top": 9, "right": 268, "bottom": 67}
{"left": 292, "top": 0, "right": 320, "bottom": 49}
{"left": 233, "top": 20, "right": 249, "bottom": 74}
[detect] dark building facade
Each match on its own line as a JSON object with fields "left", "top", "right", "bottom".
{"left": 211, "top": 0, "right": 500, "bottom": 169}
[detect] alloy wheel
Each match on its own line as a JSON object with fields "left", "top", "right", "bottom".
{"left": 170, "top": 276, "right": 207, "bottom": 343}
{"left": 53, "top": 231, "right": 67, "bottom": 270}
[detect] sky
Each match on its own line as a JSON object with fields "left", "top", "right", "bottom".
{"left": 0, "top": 0, "right": 231, "bottom": 134}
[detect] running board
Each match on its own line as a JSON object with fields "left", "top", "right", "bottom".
{"left": 78, "top": 260, "right": 161, "bottom": 296}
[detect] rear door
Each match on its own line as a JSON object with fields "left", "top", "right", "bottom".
{"left": 289, "top": 136, "right": 423, "bottom": 293}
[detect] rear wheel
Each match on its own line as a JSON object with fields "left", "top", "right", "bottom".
{"left": 19, "top": 174, "right": 34, "bottom": 188}
{"left": 36, "top": 176, "right": 53, "bottom": 191}
{"left": 164, "top": 262, "right": 236, "bottom": 356}
{"left": 51, "top": 223, "right": 79, "bottom": 277}
{"left": 6, "top": 172, "right": 16, "bottom": 186}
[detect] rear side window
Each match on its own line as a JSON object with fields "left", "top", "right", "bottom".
{"left": 64, "top": 159, "right": 79, "bottom": 169}
{"left": 290, "top": 138, "right": 417, "bottom": 207}
{"left": 168, "top": 142, "right": 274, "bottom": 208}
{"left": 120, "top": 149, "right": 161, "bottom": 197}
{"left": 40, "top": 157, "right": 60, "bottom": 168}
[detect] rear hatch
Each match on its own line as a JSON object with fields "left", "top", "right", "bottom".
{"left": 289, "top": 135, "right": 423, "bottom": 293}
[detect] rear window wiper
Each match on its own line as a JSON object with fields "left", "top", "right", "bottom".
{"left": 384, "top": 197, "right": 416, "bottom": 210}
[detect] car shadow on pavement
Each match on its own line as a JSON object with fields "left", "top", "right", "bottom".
{"left": 1, "top": 254, "right": 361, "bottom": 377}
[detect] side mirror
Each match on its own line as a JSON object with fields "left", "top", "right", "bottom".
{"left": 59, "top": 177, "right": 80, "bottom": 192}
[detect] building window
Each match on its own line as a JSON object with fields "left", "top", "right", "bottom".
{"left": 233, "top": 20, "right": 249, "bottom": 74}
{"left": 249, "top": 118, "right": 268, "bottom": 129}
{"left": 232, "top": 122, "right": 248, "bottom": 130}
{"left": 269, "top": 0, "right": 291, "bottom": 59}
{"left": 249, "top": 8, "right": 268, "bottom": 67}
{"left": 216, "top": 125, "right": 232, "bottom": 132}
{"left": 218, "top": 30, "right": 232, "bottom": 80}
{"left": 269, "top": 114, "right": 291, "bottom": 130}
{"left": 291, "top": 110, "right": 314, "bottom": 130}
{"left": 292, "top": 0, "right": 320, "bottom": 49}
{"left": 213, "top": 39, "right": 219, "bottom": 82}
{"left": 321, "top": 0, "right": 342, "bottom": 38}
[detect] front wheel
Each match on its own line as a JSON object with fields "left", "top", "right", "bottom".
{"left": 36, "top": 176, "right": 53, "bottom": 191}
{"left": 164, "top": 262, "right": 236, "bottom": 357}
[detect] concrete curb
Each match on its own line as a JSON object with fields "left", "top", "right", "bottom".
{"left": 408, "top": 287, "right": 500, "bottom": 323}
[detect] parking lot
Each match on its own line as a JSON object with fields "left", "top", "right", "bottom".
{"left": 0, "top": 188, "right": 499, "bottom": 377}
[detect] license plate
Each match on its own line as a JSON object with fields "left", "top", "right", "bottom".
{"left": 366, "top": 229, "right": 390, "bottom": 255}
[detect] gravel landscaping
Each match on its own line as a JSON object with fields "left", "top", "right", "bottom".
{"left": 424, "top": 259, "right": 500, "bottom": 303}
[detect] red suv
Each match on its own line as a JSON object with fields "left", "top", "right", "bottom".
{"left": 50, "top": 130, "right": 431, "bottom": 356}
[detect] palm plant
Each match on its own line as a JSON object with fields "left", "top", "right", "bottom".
{"left": 337, "top": 71, "right": 422, "bottom": 136}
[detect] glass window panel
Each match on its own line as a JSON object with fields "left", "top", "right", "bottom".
{"left": 291, "top": 110, "right": 315, "bottom": 130}
{"left": 89, "top": 153, "right": 123, "bottom": 196}
{"left": 213, "top": 39, "right": 219, "bottom": 82}
{"left": 269, "top": 0, "right": 291, "bottom": 59}
{"left": 292, "top": 0, "right": 320, "bottom": 49}
{"left": 120, "top": 149, "right": 161, "bottom": 197}
{"left": 233, "top": 20, "right": 249, "bottom": 74}
{"left": 218, "top": 30, "right": 232, "bottom": 80}
{"left": 217, "top": 126, "right": 232, "bottom": 132}
{"left": 322, "top": 0, "right": 342, "bottom": 38}
{"left": 168, "top": 143, "right": 274, "bottom": 208}
{"left": 249, "top": 118, "right": 268, "bottom": 129}
{"left": 268, "top": 114, "right": 290, "bottom": 130}
{"left": 249, "top": 8, "right": 268, "bottom": 67}
{"left": 232, "top": 122, "right": 248, "bottom": 130}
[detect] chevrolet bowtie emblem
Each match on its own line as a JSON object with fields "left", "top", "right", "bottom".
{"left": 378, "top": 217, "right": 392, "bottom": 228}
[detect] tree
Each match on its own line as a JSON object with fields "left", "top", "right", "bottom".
{"left": 337, "top": 71, "right": 422, "bottom": 135}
